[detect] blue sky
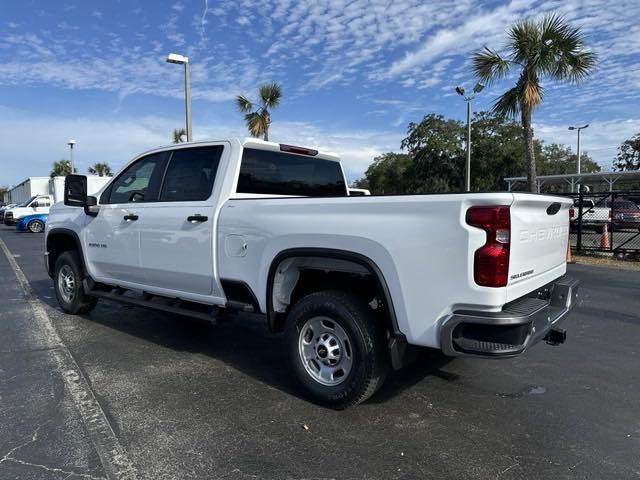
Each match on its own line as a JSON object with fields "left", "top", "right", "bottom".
{"left": 1, "top": 0, "right": 639, "bottom": 186}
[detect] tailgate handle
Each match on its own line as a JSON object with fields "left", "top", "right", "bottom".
{"left": 546, "top": 203, "right": 561, "bottom": 215}
{"left": 123, "top": 214, "right": 139, "bottom": 221}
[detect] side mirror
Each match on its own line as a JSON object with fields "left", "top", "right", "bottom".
{"left": 64, "top": 175, "right": 88, "bottom": 207}
{"left": 84, "top": 196, "right": 99, "bottom": 217}
{"left": 31, "top": 201, "right": 39, "bottom": 208}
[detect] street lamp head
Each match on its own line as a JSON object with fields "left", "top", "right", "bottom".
{"left": 455, "top": 86, "right": 465, "bottom": 96}
{"left": 166, "top": 53, "right": 188, "bottom": 64}
{"left": 473, "top": 82, "right": 485, "bottom": 94}
{"left": 67, "top": 139, "right": 76, "bottom": 147}
{"left": 568, "top": 126, "right": 576, "bottom": 130}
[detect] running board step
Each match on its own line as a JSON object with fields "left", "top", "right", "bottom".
{"left": 83, "top": 281, "right": 220, "bottom": 323}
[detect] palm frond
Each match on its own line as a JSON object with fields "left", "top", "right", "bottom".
{"left": 172, "top": 128, "right": 186, "bottom": 143}
{"left": 508, "top": 19, "right": 540, "bottom": 65}
{"left": 235, "top": 95, "right": 253, "bottom": 113}
{"left": 472, "top": 47, "right": 511, "bottom": 84}
{"left": 538, "top": 13, "right": 597, "bottom": 83}
{"left": 244, "top": 112, "right": 265, "bottom": 138}
{"left": 520, "top": 76, "right": 543, "bottom": 110}
{"left": 259, "top": 82, "right": 282, "bottom": 109}
{"left": 492, "top": 86, "right": 522, "bottom": 119}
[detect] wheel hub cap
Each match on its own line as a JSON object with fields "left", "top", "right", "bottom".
{"left": 58, "top": 265, "right": 76, "bottom": 303}
{"left": 298, "top": 316, "right": 353, "bottom": 386}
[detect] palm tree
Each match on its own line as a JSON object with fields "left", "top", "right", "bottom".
{"left": 172, "top": 128, "right": 187, "bottom": 143}
{"left": 50, "top": 159, "right": 74, "bottom": 177}
{"left": 235, "top": 82, "right": 282, "bottom": 141}
{"left": 472, "top": 14, "right": 596, "bottom": 192}
{"left": 88, "top": 163, "right": 113, "bottom": 177}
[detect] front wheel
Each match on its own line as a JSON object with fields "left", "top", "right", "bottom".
{"left": 27, "top": 219, "right": 44, "bottom": 233}
{"left": 285, "top": 290, "right": 389, "bottom": 409}
{"left": 53, "top": 251, "right": 97, "bottom": 315}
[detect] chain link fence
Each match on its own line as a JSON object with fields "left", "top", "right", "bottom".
{"left": 565, "top": 191, "right": 640, "bottom": 254}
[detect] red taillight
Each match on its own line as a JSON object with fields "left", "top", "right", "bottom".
{"left": 466, "top": 206, "right": 511, "bottom": 287}
{"left": 569, "top": 207, "right": 575, "bottom": 219}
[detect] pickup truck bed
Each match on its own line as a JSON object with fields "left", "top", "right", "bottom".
{"left": 44, "top": 138, "right": 578, "bottom": 408}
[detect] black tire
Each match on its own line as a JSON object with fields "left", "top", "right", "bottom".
{"left": 53, "top": 251, "right": 98, "bottom": 315}
{"left": 285, "top": 290, "right": 389, "bottom": 409}
{"left": 27, "top": 219, "right": 44, "bottom": 233}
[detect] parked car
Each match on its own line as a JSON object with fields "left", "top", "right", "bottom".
{"left": 16, "top": 213, "right": 48, "bottom": 233}
{"left": 0, "top": 203, "right": 17, "bottom": 223}
{"left": 571, "top": 197, "right": 640, "bottom": 231}
{"left": 3, "top": 195, "right": 53, "bottom": 225}
{"left": 605, "top": 199, "right": 640, "bottom": 230}
{"left": 45, "top": 138, "right": 578, "bottom": 409}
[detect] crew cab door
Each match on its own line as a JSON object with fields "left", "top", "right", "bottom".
{"left": 137, "top": 145, "right": 225, "bottom": 297}
{"left": 84, "top": 152, "right": 169, "bottom": 283}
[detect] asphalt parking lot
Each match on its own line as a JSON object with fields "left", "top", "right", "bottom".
{"left": 0, "top": 225, "right": 639, "bottom": 480}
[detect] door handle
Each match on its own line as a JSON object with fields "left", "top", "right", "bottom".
{"left": 123, "top": 214, "right": 139, "bottom": 221}
{"left": 187, "top": 214, "right": 208, "bottom": 223}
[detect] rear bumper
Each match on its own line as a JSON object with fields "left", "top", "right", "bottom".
{"left": 440, "top": 275, "right": 579, "bottom": 357}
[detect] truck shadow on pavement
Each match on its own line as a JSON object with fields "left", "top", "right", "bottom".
{"left": 28, "top": 277, "right": 456, "bottom": 405}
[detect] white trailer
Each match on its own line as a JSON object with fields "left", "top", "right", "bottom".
{"left": 48, "top": 176, "right": 110, "bottom": 203}
{"left": 4, "top": 177, "right": 50, "bottom": 204}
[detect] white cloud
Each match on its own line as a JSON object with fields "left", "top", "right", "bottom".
{"left": 535, "top": 118, "right": 640, "bottom": 171}
{"left": 0, "top": 107, "right": 401, "bottom": 185}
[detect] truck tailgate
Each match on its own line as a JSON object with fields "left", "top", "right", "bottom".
{"left": 506, "top": 194, "right": 572, "bottom": 303}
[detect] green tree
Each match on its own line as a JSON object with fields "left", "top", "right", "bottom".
{"left": 472, "top": 14, "right": 597, "bottom": 192}
{"left": 469, "top": 112, "right": 537, "bottom": 191}
{"left": 50, "top": 159, "right": 75, "bottom": 177}
{"left": 235, "top": 82, "right": 282, "bottom": 141}
{"left": 401, "top": 114, "right": 465, "bottom": 193}
{"left": 172, "top": 128, "right": 186, "bottom": 144}
{"left": 613, "top": 133, "right": 640, "bottom": 171}
{"left": 538, "top": 143, "right": 600, "bottom": 175}
{"left": 88, "top": 163, "right": 113, "bottom": 177}
{"left": 352, "top": 153, "right": 411, "bottom": 194}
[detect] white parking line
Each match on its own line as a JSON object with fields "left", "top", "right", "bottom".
{"left": 0, "top": 238, "right": 138, "bottom": 480}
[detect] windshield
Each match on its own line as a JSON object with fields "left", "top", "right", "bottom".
{"left": 17, "top": 196, "right": 37, "bottom": 207}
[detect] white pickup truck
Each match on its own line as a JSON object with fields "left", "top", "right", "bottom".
{"left": 45, "top": 138, "right": 578, "bottom": 409}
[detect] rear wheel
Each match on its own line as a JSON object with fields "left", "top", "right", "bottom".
{"left": 53, "top": 251, "right": 97, "bottom": 314}
{"left": 285, "top": 290, "right": 388, "bottom": 409}
{"left": 27, "top": 219, "right": 44, "bottom": 233}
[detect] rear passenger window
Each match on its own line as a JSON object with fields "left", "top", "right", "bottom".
{"left": 159, "top": 146, "right": 223, "bottom": 202}
{"left": 237, "top": 148, "right": 346, "bottom": 197}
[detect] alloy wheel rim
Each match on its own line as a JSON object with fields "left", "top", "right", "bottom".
{"left": 58, "top": 265, "right": 76, "bottom": 303}
{"left": 30, "top": 221, "right": 43, "bottom": 233}
{"left": 298, "top": 316, "right": 353, "bottom": 386}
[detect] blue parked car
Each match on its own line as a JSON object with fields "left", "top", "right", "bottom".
{"left": 16, "top": 213, "right": 48, "bottom": 233}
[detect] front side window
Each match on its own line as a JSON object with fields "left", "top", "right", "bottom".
{"left": 237, "top": 148, "right": 346, "bottom": 197}
{"left": 106, "top": 152, "right": 167, "bottom": 204}
{"left": 38, "top": 197, "right": 51, "bottom": 207}
{"left": 159, "top": 146, "right": 223, "bottom": 202}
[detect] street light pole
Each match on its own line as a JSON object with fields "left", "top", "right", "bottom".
{"left": 455, "top": 83, "right": 485, "bottom": 192}
{"left": 166, "top": 53, "right": 192, "bottom": 141}
{"left": 67, "top": 140, "right": 76, "bottom": 174}
{"left": 184, "top": 60, "right": 192, "bottom": 142}
{"left": 466, "top": 100, "right": 471, "bottom": 192}
{"left": 568, "top": 124, "right": 589, "bottom": 174}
